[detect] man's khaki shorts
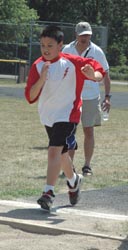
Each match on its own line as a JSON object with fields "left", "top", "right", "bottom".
{"left": 81, "top": 97, "right": 101, "bottom": 127}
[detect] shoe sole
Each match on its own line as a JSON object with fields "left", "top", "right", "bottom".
{"left": 69, "top": 174, "right": 83, "bottom": 206}
{"left": 82, "top": 166, "right": 93, "bottom": 176}
{"left": 37, "top": 198, "right": 52, "bottom": 212}
{"left": 83, "top": 172, "right": 93, "bottom": 176}
{"left": 71, "top": 189, "right": 80, "bottom": 206}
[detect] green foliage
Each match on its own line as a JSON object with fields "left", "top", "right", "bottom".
{"left": 107, "top": 43, "right": 127, "bottom": 66}
{"left": 27, "top": 0, "right": 128, "bottom": 67}
{"left": 0, "top": 0, "right": 38, "bottom": 22}
{"left": 27, "top": 0, "right": 99, "bottom": 23}
{"left": 0, "top": 0, "right": 128, "bottom": 68}
{"left": 0, "top": 0, "right": 39, "bottom": 62}
{"left": 0, "top": 0, "right": 38, "bottom": 45}
{"left": 110, "top": 65, "right": 128, "bottom": 81}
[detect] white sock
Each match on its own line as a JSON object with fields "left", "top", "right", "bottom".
{"left": 67, "top": 173, "right": 76, "bottom": 187}
{"left": 44, "top": 185, "right": 54, "bottom": 193}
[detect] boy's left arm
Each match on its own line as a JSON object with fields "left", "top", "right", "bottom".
{"left": 81, "top": 63, "right": 105, "bottom": 82}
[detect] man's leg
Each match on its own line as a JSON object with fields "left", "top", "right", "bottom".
{"left": 81, "top": 98, "right": 101, "bottom": 176}
{"left": 68, "top": 127, "right": 94, "bottom": 176}
{"left": 83, "top": 126, "right": 94, "bottom": 168}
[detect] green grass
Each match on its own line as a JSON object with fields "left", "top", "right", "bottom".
{"left": 0, "top": 78, "right": 25, "bottom": 87}
{"left": 100, "top": 82, "right": 128, "bottom": 93}
{"left": 0, "top": 78, "right": 128, "bottom": 92}
{"left": 0, "top": 80, "right": 128, "bottom": 199}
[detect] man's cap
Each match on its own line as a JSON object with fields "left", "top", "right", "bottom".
{"left": 75, "top": 22, "right": 92, "bottom": 36}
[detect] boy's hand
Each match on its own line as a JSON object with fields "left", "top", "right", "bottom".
{"left": 81, "top": 64, "right": 95, "bottom": 79}
{"left": 40, "top": 61, "right": 51, "bottom": 82}
{"left": 81, "top": 64, "right": 103, "bottom": 81}
{"left": 29, "top": 61, "right": 51, "bottom": 102}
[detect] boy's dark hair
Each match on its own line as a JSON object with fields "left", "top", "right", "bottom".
{"left": 40, "top": 25, "right": 64, "bottom": 43}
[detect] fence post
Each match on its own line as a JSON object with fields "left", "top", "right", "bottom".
{"left": 17, "top": 61, "right": 28, "bottom": 83}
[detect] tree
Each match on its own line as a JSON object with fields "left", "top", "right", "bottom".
{"left": 0, "top": 0, "right": 38, "bottom": 58}
{"left": 105, "top": 0, "right": 128, "bottom": 66}
{"left": 28, "top": 0, "right": 96, "bottom": 23}
{"left": 0, "top": 0, "right": 38, "bottom": 43}
{"left": 0, "top": 0, "right": 38, "bottom": 23}
{"left": 27, "top": 0, "right": 128, "bottom": 66}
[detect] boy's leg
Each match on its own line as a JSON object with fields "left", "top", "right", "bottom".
{"left": 47, "top": 146, "right": 63, "bottom": 186}
{"left": 61, "top": 152, "right": 82, "bottom": 206}
{"left": 37, "top": 122, "right": 81, "bottom": 210}
{"left": 37, "top": 145, "right": 63, "bottom": 211}
{"left": 61, "top": 152, "right": 74, "bottom": 178}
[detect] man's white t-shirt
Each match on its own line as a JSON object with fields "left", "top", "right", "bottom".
{"left": 62, "top": 41, "right": 109, "bottom": 100}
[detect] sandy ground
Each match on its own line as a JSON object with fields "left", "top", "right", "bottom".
{"left": 0, "top": 224, "right": 128, "bottom": 250}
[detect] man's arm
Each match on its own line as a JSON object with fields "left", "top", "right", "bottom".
{"left": 104, "top": 71, "right": 111, "bottom": 96}
{"left": 101, "top": 71, "right": 111, "bottom": 112}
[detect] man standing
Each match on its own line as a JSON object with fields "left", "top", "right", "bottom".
{"left": 62, "top": 22, "right": 111, "bottom": 176}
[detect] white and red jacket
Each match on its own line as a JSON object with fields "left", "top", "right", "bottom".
{"left": 25, "top": 52, "right": 105, "bottom": 127}
{"left": 63, "top": 41, "right": 109, "bottom": 100}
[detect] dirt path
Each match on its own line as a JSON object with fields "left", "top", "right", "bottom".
{"left": 0, "top": 224, "right": 128, "bottom": 250}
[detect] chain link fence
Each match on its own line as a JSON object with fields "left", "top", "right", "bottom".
{"left": 0, "top": 21, "right": 108, "bottom": 82}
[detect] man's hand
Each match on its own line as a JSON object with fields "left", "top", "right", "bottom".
{"left": 101, "top": 97, "right": 111, "bottom": 112}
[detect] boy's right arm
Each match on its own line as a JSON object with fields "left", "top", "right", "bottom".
{"left": 30, "top": 61, "right": 50, "bottom": 102}
{"left": 25, "top": 61, "right": 50, "bottom": 103}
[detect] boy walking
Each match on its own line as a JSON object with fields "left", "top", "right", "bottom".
{"left": 25, "top": 25, "right": 105, "bottom": 211}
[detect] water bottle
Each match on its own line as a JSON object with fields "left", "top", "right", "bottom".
{"left": 101, "top": 101, "right": 109, "bottom": 121}
{"left": 102, "top": 110, "right": 109, "bottom": 121}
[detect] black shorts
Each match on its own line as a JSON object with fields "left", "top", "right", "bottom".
{"left": 45, "top": 122, "right": 78, "bottom": 154}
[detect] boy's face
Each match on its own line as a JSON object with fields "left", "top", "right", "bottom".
{"left": 40, "top": 37, "right": 63, "bottom": 60}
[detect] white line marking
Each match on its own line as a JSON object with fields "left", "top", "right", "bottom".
{"left": 0, "top": 200, "right": 38, "bottom": 208}
{"left": 56, "top": 207, "right": 128, "bottom": 221}
{"left": 0, "top": 200, "right": 128, "bottom": 221}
